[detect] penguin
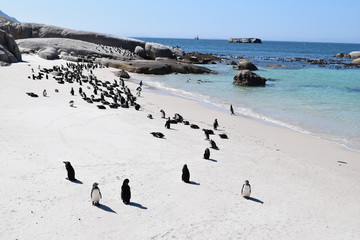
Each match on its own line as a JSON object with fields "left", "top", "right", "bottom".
{"left": 63, "top": 161, "right": 76, "bottom": 181}
{"left": 42, "top": 89, "right": 47, "bottom": 97}
{"left": 160, "top": 109, "right": 166, "bottom": 118}
{"left": 219, "top": 133, "right": 228, "bottom": 139}
{"left": 147, "top": 114, "right": 153, "bottom": 119}
{"left": 165, "top": 118, "right": 171, "bottom": 129}
{"left": 213, "top": 119, "right": 219, "bottom": 130}
{"left": 121, "top": 179, "right": 131, "bottom": 205}
{"left": 230, "top": 104, "right": 235, "bottom": 115}
{"left": 203, "top": 148, "right": 210, "bottom": 160}
{"left": 210, "top": 139, "right": 218, "bottom": 149}
{"left": 241, "top": 180, "right": 251, "bottom": 199}
{"left": 79, "top": 87, "right": 83, "bottom": 95}
{"left": 69, "top": 100, "right": 74, "bottom": 107}
{"left": 150, "top": 132, "right": 164, "bottom": 138}
{"left": 182, "top": 164, "right": 190, "bottom": 183}
{"left": 70, "top": 87, "right": 74, "bottom": 96}
{"left": 91, "top": 183, "right": 102, "bottom": 206}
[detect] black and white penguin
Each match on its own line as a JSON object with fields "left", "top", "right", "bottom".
{"left": 230, "top": 105, "right": 235, "bottom": 115}
{"left": 69, "top": 100, "right": 74, "bottom": 108}
{"left": 210, "top": 139, "right": 218, "bottom": 149}
{"left": 213, "top": 119, "right": 219, "bottom": 130}
{"left": 203, "top": 148, "right": 210, "bottom": 160}
{"left": 43, "top": 89, "right": 47, "bottom": 97}
{"left": 160, "top": 109, "right": 166, "bottom": 119}
{"left": 241, "top": 180, "right": 251, "bottom": 199}
{"left": 70, "top": 87, "right": 74, "bottom": 96}
{"left": 165, "top": 118, "right": 171, "bottom": 129}
{"left": 182, "top": 164, "right": 190, "bottom": 183}
{"left": 121, "top": 179, "right": 131, "bottom": 205}
{"left": 150, "top": 132, "right": 164, "bottom": 138}
{"left": 147, "top": 114, "right": 153, "bottom": 119}
{"left": 63, "top": 161, "right": 76, "bottom": 181}
{"left": 91, "top": 183, "right": 102, "bottom": 206}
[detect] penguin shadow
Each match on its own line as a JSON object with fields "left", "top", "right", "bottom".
{"left": 96, "top": 204, "right": 117, "bottom": 213}
{"left": 66, "top": 178, "right": 83, "bottom": 184}
{"left": 129, "top": 202, "right": 148, "bottom": 210}
{"left": 246, "top": 197, "right": 264, "bottom": 204}
{"left": 187, "top": 181, "right": 200, "bottom": 185}
{"left": 204, "top": 158, "right": 217, "bottom": 162}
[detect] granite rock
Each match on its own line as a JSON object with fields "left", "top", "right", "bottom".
{"left": 233, "top": 70, "right": 266, "bottom": 86}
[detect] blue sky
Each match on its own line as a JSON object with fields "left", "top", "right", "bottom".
{"left": 2, "top": 0, "right": 360, "bottom": 43}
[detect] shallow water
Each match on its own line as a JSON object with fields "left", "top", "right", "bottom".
{"left": 138, "top": 38, "right": 360, "bottom": 151}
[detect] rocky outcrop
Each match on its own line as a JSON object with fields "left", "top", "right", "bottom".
{"left": 134, "top": 46, "right": 146, "bottom": 58}
{"left": 233, "top": 70, "right": 266, "bottom": 86}
{"left": 235, "top": 59, "right": 258, "bottom": 70}
{"left": 115, "top": 69, "right": 130, "bottom": 78}
{"left": 16, "top": 38, "right": 140, "bottom": 60}
{"left": 335, "top": 51, "right": 360, "bottom": 59}
{"left": 38, "top": 47, "right": 58, "bottom": 60}
{"left": 0, "top": 29, "right": 21, "bottom": 63}
{"left": 0, "top": 22, "right": 146, "bottom": 52}
{"left": 228, "top": 38, "right": 262, "bottom": 43}
{"left": 181, "top": 52, "right": 221, "bottom": 64}
{"left": 96, "top": 58, "right": 216, "bottom": 75}
{"left": 145, "top": 42, "right": 176, "bottom": 60}
{"left": 349, "top": 51, "right": 360, "bottom": 59}
{"left": 352, "top": 58, "right": 360, "bottom": 65}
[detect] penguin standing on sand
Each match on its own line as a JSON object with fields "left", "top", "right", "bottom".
{"left": 241, "top": 180, "right": 251, "bottom": 199}
{"left": 213, "top": 119, "right": 219, "bottom": 130}
{"left": 203, "top": 148, "right": 210, "bottom": 159}
{"left": 165, "top": 117, "right": 171, "bottom": 129}
{"left": 182, "top": 164, "right": 190, "bottom": 183}
{"left": 121, "top": 179, "right": 131, "bottom": 205}
{"left": 210, "top": 139, "right": 218, "bottom": 149}
{"left": 160, "top": 109, "right": 166, "bottom": 118}
{"left": 91, "top": 183, "right": 102, "bottom": 206}
{"left": 70, "top": 87, "right": 74, "bottom": 96}
{"left": 43, "top": 89, "right": 47, "bottom": 97}
{"left": 230, "top": 105, "right": 235, "bottom": 115}
{"left": 63, "top": 161, "right": 76, "bottom": 181}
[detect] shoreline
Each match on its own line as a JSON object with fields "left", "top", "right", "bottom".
{"left": 1, "top": 55, "right": 360, "bottom": 239}
{"left": 134, "top": 72, "right": 360, "bottom": 153}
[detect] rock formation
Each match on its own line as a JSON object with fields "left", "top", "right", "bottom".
{"left": 352, "top": 58, "right": 360, "bottom": 65}
{"left": 349, "top": 51, "right": 360, "bottom": 59}
{"left": 228, "top": 38, "right": 262, "bottom": 43}
{"left": 235, "top": 59, "right": 258, "bottom": 70}
{"left": 96, "top": 58, "right": 216, "bottom": 75}
{"left": 16, "top": 38, "right": 139, "bottom": 60}
{"left": 0, "top": 29, "right": 21, "bottom": 63}
{"left": 233, "top": 70, "right": 266, "bottom": 86}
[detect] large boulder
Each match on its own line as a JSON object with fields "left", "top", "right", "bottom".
{"left": 115, "top": 69, "right": 130, "bottom": 78}
{"left": 145, "top": 42, "right": 176, "bottom": 60}
{"left": 233, "top": 70, "right": 266, "bottom": 86}
{"left": 352, "top": 58, "right": 360, "bottom": 65}
{"left": 38, "top": 47, "right": 58, "bottom": 60}
{"left": 16, "top": 38, "right": 141, "bottom": 60}
{"left": 96, "top": 58, "right": 216, "bottom": 75}
{"left": 0, "top": 29, "right": 21, "bottom": 63}
{"left": 0, "top": 22, "right": 145, "bottom": 52}
{"left": 236, "top": 59, "right": 258, "bottom": 70}
{"left": 134, "top": 46, "right": 146, "bottom": 58}
{"left": 349, "top": 51, "right": 360, "bottom": 59}
{"left": 228, "top": 38, "right": 262, "bottom": 43}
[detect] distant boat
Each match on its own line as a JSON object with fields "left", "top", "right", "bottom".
{"left": 194, "top": 35, "right": 199, "bottom": 40}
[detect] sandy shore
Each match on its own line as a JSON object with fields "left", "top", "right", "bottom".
{"left": 0, "top": 55, "right": 359, "bottom": 239}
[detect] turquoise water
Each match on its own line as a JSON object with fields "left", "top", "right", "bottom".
{"left": 138, "top": 38, "right": 360, "bottom": 151}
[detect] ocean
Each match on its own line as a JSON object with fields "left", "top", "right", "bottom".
{"left": 138, "top": 38, "right": 360, "bottom": 152}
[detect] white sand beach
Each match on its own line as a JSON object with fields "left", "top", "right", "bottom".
{"left": 0, "top": 55, "right": 359, "bottom": 239}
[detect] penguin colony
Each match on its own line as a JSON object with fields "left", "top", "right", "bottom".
{"left": 27, "top": 59, "right": 253, "bottom": 209}
{"left": 26, "top": 61, "right": 142, "bottom": 111}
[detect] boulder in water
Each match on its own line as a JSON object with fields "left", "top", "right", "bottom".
{"left": 233, "top": 70, "right": 266, "bottom": 86}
